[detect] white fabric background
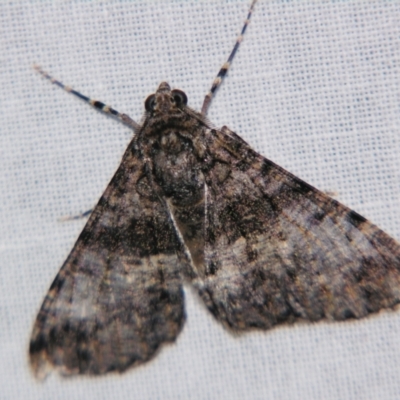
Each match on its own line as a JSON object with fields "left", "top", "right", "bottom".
{"left": 1, "top": 1, "right": 400, "bottom": 399}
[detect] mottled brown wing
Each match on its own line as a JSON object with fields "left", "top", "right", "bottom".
{"left": 29, "top": 140, "right": 189, "bottom": 378}
{"left": 196, "top": 127, "right": 400, "bottom": 331}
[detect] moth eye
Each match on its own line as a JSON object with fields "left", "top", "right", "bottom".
{"left": 145, "top": 94, "right": 156, "bottom": 112}
{"left": 171, "top": 90, "right": 188, "bottom": 107}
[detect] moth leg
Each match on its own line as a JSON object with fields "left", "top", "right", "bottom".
{"left": 58, "top": 208, "right": 92, "bottom": 222}
{"left": 33, "top": 64, "right": 140, "bottom": 133}
{"left": 201, "top": 0, "right": 257, "bottom": 115}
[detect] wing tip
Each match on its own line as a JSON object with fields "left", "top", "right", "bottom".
{"left": 29, "top": 349, "right": 53, "bottom": 381}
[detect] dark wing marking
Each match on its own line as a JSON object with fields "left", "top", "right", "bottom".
{"left": 29, "top": 140, "right": 188, "bottom": 377}
{"left": 195, "top": 127, "right": 400, "bottom": 330}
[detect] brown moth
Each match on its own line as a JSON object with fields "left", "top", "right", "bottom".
{"left": 30, "top": 0, "right": 400, "bottom": 378}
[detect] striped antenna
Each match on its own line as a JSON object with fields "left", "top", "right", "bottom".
{"left": 201, "top": 0, "right": 257, "bottom": 115}
{"left": 33, "top": 64, "right": 140, "bottom": 133}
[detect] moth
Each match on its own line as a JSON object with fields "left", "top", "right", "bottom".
{"left": 30, "top": 0, "right": 400, "bottom": 378}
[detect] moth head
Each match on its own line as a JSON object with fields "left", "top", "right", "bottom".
{"left": 145, "top": 82, "right": 188, "bottom": 114}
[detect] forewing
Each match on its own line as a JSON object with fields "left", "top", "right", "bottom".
{"left": 196, "top": 127, "right": 400, "bottom": 330}
{"left": 29, "top": 140, "right": 188, "bottom": 377}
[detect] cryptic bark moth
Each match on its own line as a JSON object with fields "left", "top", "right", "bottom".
{"left": 30, "top": 0, "right": 400, "bottom": 378}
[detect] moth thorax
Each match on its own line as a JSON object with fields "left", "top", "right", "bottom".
{"left": 160, "top": 131, "right": 181, "bottom": 154}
